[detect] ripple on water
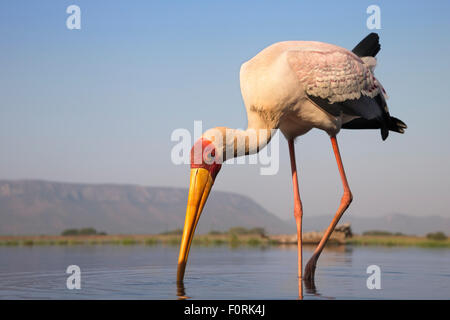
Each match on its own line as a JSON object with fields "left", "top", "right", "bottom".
{"left": 0, "top": 245, "right": 449, "bottom": 299}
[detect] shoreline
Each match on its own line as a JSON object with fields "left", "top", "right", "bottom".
{"left": 0, "top": 233, "right": 449, "bottom": 248}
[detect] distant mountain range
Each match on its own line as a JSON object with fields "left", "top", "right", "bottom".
{"left": 0, "top": 180, "right": 291, "bottom": 235}
{"left": 0, "top": 180, "right": 448, "bottom": 236}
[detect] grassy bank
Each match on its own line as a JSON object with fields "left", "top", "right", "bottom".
{"left": 346, "top": 235, "right": 450, "bottom": 248}
{"left": 0, "top": 234, "right": 449, "bottom": 248}
{"left": 0, "top": 233, "right": 275, "bottom": 247}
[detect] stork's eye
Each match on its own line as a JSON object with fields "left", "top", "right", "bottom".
{"left": 203, "top": 148, "right": 216, "bottom": 164}
{"left": 205, "top": 151, "right": 214, "bottom": 163}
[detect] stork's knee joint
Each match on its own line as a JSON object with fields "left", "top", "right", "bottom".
{"left": 294, "top": 203, "right": 303, "bottom": 219}
{"left": 343, "top": 191, "right": 353, "bottom": 205}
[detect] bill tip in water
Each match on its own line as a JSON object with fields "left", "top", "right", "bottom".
{"left": 177, "top": 261, "right": 187, "bottom": 283}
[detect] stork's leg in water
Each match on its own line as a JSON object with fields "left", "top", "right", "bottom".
{"left": 288, "top": 139, "right": 304, "bottom": 299}
{"left": 304, "top": 136, "right": 353, "bottom": 284}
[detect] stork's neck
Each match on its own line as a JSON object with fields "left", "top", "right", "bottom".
{"left": 226, "top": 127, "right": 274, "bottom": 158}
{"left": 203, "top": 126, "right": 274, "bottom": 162}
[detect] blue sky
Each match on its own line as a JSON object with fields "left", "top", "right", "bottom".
{"left": 1, "top": 1, "right": 449, "bottom": 221}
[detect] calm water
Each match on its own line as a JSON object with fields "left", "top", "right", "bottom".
{"left": 0, "top": 245, "right": 449, "bottom": 299}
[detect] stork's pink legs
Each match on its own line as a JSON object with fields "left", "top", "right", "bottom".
{"left": 304, "top": 136, "right": 353, "bottom": 282}
{"left": 288, "top": 139, "right": 303, "bottom": 299}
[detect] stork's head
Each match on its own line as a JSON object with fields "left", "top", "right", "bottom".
{"left": 177, "top": 135, "right": 223, "bottom": 282}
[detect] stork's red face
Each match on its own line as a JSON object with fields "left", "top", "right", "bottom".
{"left": 177, "top": 138, "right": 222, "bottom": 282}
{"left": 189, "top": 138, "right": 222, "bottom": 179}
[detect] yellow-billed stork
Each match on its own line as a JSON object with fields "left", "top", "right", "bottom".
{"left": 176, "top": 33, "right": 406, "bottom": 298}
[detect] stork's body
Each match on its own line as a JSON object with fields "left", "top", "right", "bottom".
{"left": 177, "top": 33, "right": 406, "bottom": 299}
{"left": 240, "top": 39, "right": 403, "bottom": 140}
{"left": 240, "top": 41, "right": 349, "bottom": 139}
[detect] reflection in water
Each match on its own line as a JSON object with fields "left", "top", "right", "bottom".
{"left": 304, "top": 276, "right": 317, "bottom": 295}
{"left": 177, "top": 245, "right": 354, "bottom": 300}
{"left": 308, "top": 245, "right": 353, "bottom": 298}
{"left": 289, "top": 244, "right": 353, "bottom": 299}
{"left": 303, "top": 245, "right": 354, "bottom": 299}
{"left": 1, "top": 245, "right": 448, "bottom": 299}
{"left": 298, "top": 278, "right": 303, "bottom": 300}
{"left": 176, "top": 281, "right": 190, "bottom": 300}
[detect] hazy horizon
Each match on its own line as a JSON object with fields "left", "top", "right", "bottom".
{"left": 1, "top": 1, "right": 450, "bottom": 222}
{"left": 0, "top": 178, "right": 448, "bottom": 223}
{"left": 2, "top": 179, "right": 449, "bottom": 237}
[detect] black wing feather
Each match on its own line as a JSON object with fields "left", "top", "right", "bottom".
{"left": 308, "top": 93, "right": 390, "bottom": 140}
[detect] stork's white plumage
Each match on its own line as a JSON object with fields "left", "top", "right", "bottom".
{"left": 239, "top": 39, "right": 400, "bottom": 141}
{"left": 177, "top": 33, "right": 406, "bottom": 299}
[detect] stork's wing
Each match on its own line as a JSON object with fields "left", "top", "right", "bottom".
{"left": 287, "top": 48, "right": 382, "bottom": 106}
{"left": 287, "top": 47, "right": 390, "bottom": 138}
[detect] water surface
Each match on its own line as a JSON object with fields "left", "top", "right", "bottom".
{"left": 0, "top": 245, "right": 449, "bottom": 299}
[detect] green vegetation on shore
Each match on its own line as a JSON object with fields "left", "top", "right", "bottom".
{"left": 0, "top": 227, "right": 448, "bottom": 248}
{"left": 61, "top": 228, "right": 107, "bottom": 236}
{"left": 426, "top": 231, "right": 447, "bottom": 241}
{"left": 0, "top": 227, "right": 271, "bottom": 247}
{"left": 346, "top": 235, "right": 450, "bottom": 248}
{"left": 0, "top": 234, "right": 268, "bottom": 247}
{"left": 362, "top": 230, "right": 405, "bottom": 236}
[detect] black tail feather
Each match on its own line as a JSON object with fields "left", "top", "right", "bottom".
{"left": 352, "top": 33, "right": 380, "bottom": 57}
{"left": 389, "top": 116, "right": 407, "bottom": 133}
{"left": 342, "top": 116, "right": 407, "bottom": 140}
